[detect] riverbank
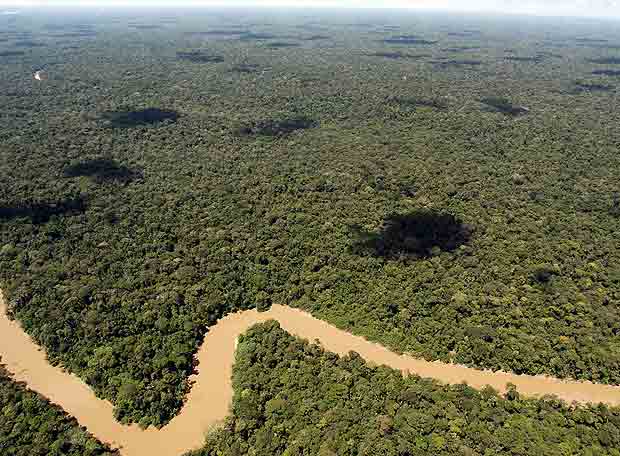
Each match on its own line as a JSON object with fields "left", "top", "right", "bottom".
{"left": 2, "top": 289, "right": 620, "bottom": 456}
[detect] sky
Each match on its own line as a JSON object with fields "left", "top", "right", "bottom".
{"left": 1, "top": 0, "right": 619, "bottom": 18}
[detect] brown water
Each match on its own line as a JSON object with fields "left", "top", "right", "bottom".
{"left": 1, "top": 289, "right": 620, "bottom": 456}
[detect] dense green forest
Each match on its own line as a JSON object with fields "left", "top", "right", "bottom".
{"left": 1, "top": 8, "right": 620, "bottom": 427}
{"left": 191, "top": 322, "right": 620, "bottom": 456}
{"left": 0, "top": 365, "right": 116, "bottom": 455}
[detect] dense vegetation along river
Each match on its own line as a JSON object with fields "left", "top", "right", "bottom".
{"left": 1, "top": 290, "right": 620, "bottom": 456}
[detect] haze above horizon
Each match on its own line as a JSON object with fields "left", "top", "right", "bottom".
{"left": 1, "top": 0, "right": 619, "bottom": 20}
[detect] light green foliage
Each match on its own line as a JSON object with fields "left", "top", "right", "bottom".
{"left": 1, "top": 10, "right": 620, "bottom": 427}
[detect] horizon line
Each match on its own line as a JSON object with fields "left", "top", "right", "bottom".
{"left": 1, "top": 3, "right": 620, "bottom": 22}
{"left": 1, "top": 0, "right": 620, "bottom": 22}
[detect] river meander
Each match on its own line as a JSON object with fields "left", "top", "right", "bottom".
{"left": 1, "top": 290, "right": 619, "bottom": 456}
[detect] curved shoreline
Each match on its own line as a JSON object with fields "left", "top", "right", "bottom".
{"left": 2, "top": 289, "right": 620, "bottom": 456}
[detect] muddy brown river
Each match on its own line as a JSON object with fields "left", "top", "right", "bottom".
{"left": 1, "top": 289, "right": 620, "bottom": 455}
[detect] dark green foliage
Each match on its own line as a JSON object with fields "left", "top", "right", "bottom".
{"left": 100, "top": 108, "right": 178, "bottom": 128}
{"left": 191, "top": 322, "right": 620, "bottom": 456}
{"left": 388, "top": 97, "right": 446, "bottom": 110}
{"left": 351, "top": 210, "right": 472, "bottom": 259}
{"left": 531, "top": 264, "right": 560, "bottom": 284}
{"left": 63, "top": 159, "right": 141, "bottom": 184}
{"left": 0, "top": 197, "right": 87, "bottom": 224}
{"left": 0, "top": 366, "right": 116, "bottom": 456}
{"left": 238, "top": 117, "right": 317, "bottom": 136}
{"left": 3, "top": 10, "right": 620, "bottom": 431}
{"left": 398, "top": 179, "right": 417, "bottom": 197}
{"left": 176, "top": 51, "right": 225, "bottom": 63}
{"left": 610, "top": 193, "right": 620, "bottom": 218}
{"left": 480, "top": 97, "right": 529, "bottom": 115}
